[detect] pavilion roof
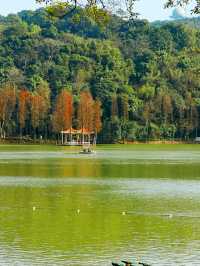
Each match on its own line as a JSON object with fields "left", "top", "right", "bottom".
{"left": 61, "top": 128, "right": 94, "bottom": 134}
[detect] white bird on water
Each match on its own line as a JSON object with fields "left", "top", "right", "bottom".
{"left": 122, "top": 211, "right": 126, "bottom": 216}
{"left": 33, "top": 206, "right": 36, "bottom": 211}
{"left": 77, "top": 209, "right": 80, "bottom": 214}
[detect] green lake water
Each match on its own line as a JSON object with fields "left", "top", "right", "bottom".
{"left": 0, "top": 144, "right": 200, "bottom": 265}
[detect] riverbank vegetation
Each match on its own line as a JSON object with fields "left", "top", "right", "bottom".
{"left": 0, "top": 9, "right": 200, "bottom": 143}
{"left": 0, "top": 85, "right": 101, "bottom": 141}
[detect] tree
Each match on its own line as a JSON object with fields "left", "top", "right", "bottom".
{"left": 111, "top": 95, "right": 118, "bottom": 121}
{"left": 162, "top": 94, "right": 172, "bottom": 124}
{"left": 18, "top": 89, "right": 31, "bottom": 137}
{"left": 93, "top": 99, "right": 102, "bottom": 137}
{"left": 52, "top": 90, "right": 73, "bottom": 133}
{"left": 184, "top": 93, "right": 198, "bottom": 139}
{"left": 119, "top": 94, "right": 129, "bottom": 143}
{"left": 1, "top": 8, "right": 200, "bottom": 142}
{"left": 30, "top": 93, "right": 43, "bottom": 139}
{"left": 36, "top": 81, "right": 51, "bottom": 138}
{"left": 142, "top": 102, "right": 153, "bottom": 141}
{"left": 165, "top": 0, "right": 200, "bottom": 14}
{"left": 36, "top": 0, "right": 110, "bottom": 26}
{"left": 77, "top": 90, "right": 94, "bottom": 132}
{"left": 29, "top": 81, "right": 51, "bottom": 140}
{"left": 36, "top": 0, "right": 200, "bottom": 25}
{"left": 0, "top": 84, "right": 16, "bottom": 138}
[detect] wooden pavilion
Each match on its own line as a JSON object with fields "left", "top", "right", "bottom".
{"left": 60, "top": 127, "right": 95, "bottom": 146}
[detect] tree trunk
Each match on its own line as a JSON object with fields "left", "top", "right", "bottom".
{"left": 34, "top": 128, "right": 37, "bottom": 142}
{"left": 0, "top": 121, "right": 5, "bottom": 139}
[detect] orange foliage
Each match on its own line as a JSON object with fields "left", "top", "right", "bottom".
{"left": 18, "top": 89, "right": 31, "bottom": 131}
{"left": 0, "top": 84, "right": 16, "bottom": 138}
{"left": 78, "top": 91, "right": 94, "bottom": 132}
{"left": 30, "top": 83, "right": 50, "bottom": 134}
{"left": 52, "top": 90, "right": 73, "bottom": 132}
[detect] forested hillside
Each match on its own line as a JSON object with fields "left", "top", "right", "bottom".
{"left": 153, "top": 16, "right": 200, "bottom": 28}
{"left": 0, "top": 9, "right": 200, "bottom": 142}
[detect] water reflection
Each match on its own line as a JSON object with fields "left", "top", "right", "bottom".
{"left": 0, "top": 145, "right": 200, "bottom": 265}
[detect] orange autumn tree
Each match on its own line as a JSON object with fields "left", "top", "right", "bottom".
{"left": 0, "top": 83, "right": 16, "bottom": 138}
{"left": 18, "top": 89, "right": 31, "bottom": 137}
{"left": 78, "top": 91, "right": 94, "bottom": 133}
{"left": 77, "top": 91, "right": 102, "bottom": 143}
{"left": 52, "top": 90, "right": 73, "bottom": 133}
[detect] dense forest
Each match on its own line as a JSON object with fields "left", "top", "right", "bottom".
{"left": 0, "top": 8, "right": 200, "bottom": 143}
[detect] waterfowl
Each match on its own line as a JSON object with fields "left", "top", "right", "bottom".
{"left": 138, "top": 262, "right": 151, "bottom": 266}
{"left": 121, "top": 260, "right": 134, "bottom": 265}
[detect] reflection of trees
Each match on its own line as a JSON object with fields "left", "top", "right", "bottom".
{"left": 1, "top": 154, "right": 200, "bottom": 179}
{"left": 0, "top": 146, "right": 200, "bottom": 263}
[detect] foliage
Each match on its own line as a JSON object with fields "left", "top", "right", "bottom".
{"left": 52, "top": 90, "right": 73, "bottom": 132}
{"left": 35, "top": 0, "right": 200, "bottom": 25}
{"left": 0, "top": 9, "right": 200, "bottom": 142}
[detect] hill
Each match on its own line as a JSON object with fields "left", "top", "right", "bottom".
{"left": 0, "top": 9, "right": 200, "bottom": 142}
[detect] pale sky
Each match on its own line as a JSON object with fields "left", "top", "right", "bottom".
{"left": 0, "top": 0, "right": 195, "bottom": 21}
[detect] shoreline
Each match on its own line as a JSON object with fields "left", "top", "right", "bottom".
{"left": 0, "top": 139, "right": 199, "bottom": 145}
{"left": 122, "top": 140, "right": 197, "bottom": 145}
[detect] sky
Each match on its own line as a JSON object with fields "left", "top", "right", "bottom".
{"left": 0, "top": 0, "right": 195, "bottom": 21}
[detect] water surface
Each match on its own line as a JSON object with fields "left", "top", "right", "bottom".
{"left": 0, "top": 144, "right": 200, "bottom": 265}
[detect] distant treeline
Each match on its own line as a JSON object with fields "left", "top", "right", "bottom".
{"left": 0, "top": 84, "right": 101, "bottom": 141}
{"left": 0, "top": 9, "right": 200, "bottom": 142}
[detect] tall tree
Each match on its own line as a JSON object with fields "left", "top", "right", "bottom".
{"left": 30, "top": 93, "right": 44, "bottom": 139}
{"left": 78, "top": 91, "right": 94, "bottom": 132}
{"left": 119, "top": 94, "right": 129, "bottom": 143}
{"left": 18, "top": 89, "right": 31, "bottom": 137}
{"left": 93, "top": 99, "right": 102, "bottom": 136}
{"left": 162, "top": 94, "right": 173, "bottom": 124}
{"left": 111, "top": 95, "right": 118, "bottom": 121}
{"left": 36, "top": 81, "right": 51, "bottom": 138}
{"left": 52, "top": 90, "right": 73, "bottom": 133}
{"left": 0, "top": 84, "right": 16, "bottom": 138}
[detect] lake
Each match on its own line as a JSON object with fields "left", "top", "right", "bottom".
{"left": 0, "top": 144, "right": 200, "bottom": 265}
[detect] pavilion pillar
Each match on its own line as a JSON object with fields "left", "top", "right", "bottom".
{"left": 82, "top": 133, "right": 84, "bottom": 144}
{"left": 61, "top": 132, "right": 64, "bottom": 145}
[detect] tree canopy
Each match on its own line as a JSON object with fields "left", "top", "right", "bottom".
{"left": 36, "top": 0, "right": 200, "bottom": 24}
{"left": 0, "top": 9, "right": 200, "bottom": 142}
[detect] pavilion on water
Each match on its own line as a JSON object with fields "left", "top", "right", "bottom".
{"left": 60, "top": 127, "right": 95, "bottom": 146}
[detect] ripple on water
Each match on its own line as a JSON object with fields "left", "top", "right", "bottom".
{"left": 0, "top": 150, "right": 200, "bottom": 163}
{"left": 0, "top": 146, "right": 200, "bottom": 265}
